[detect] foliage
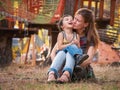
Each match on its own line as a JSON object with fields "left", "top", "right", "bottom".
{"left": 33, "top": 0, "right": 59, "bottom": 23}
{"left": 11, "top": 0, "right": 22, "bottom": 3}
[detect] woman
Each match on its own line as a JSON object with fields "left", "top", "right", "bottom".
{"left": 56, "top": 14, "right": 88, "bottom": 65}
{"left": 48, "top": 8, "right": 100, "bottom": 83}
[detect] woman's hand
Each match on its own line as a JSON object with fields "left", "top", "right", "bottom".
{"left": 80, "top": 46, "right": 96, "bottom": 67}
{"left": 80, "top": 60, "right": 91, "bottom": 67}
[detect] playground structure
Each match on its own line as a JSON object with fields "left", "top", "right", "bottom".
{"left": 0, "top": 0, "right": 120, "bottom": 66}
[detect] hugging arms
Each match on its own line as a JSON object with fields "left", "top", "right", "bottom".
{"left": 47, "top": 8, "right": 100, "bottom": 83}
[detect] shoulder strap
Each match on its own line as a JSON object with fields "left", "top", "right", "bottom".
{"left": 61, "top": 31, "right": 66, "bottom": 39}
{"left": 62, "top": 31, "right": 77, "bottom": 42}
{"left": 73, "top": 32, "right": 77, "bottom": 39}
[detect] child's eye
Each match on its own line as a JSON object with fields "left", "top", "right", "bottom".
{"left": 65, "top": 18, "right": 69, "bottom": 21}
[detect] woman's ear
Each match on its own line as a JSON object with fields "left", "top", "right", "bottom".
{"left": 84, "top": 23, "right": 89, "bottom": 28}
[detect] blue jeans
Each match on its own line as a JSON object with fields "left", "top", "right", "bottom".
{"left": 48, "top": 51, "right": 75, "bottom": 77}
{"left": 63, "top": 44, "right": 83, "bottom": 57}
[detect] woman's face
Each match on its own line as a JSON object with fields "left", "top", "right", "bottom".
{"left": 73, "top": 14, "right": 87, "bottom": 31}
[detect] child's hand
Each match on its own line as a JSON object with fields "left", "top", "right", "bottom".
{"left": 72, "top": 40, "right": 79, "bottom": 45}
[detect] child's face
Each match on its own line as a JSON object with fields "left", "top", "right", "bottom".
{"left": 62, "top": 16, "right": 73, "bottom": 29}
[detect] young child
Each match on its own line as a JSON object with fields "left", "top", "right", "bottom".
{"left": 56, "top": 15, "right": 89, "bottom": 65}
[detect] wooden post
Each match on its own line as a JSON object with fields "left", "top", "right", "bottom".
{"left": 80, "top": 0, "right": 84, "bottom": 8}
{"left": 99, "top": 0, "right": 104, "bottom": 19}
{"left": 95, "top": 0, "right": 99, "bottom": 18}
{"left": 51, "top": 27, "right": 59, "bottom": 49}
{"left": 31, "top": 34, "right": 36, "bottom": 66}
{"left": 0, "top": 32, "right": 12, "bottom": 66}
{"left": 110, "top": 0, "right": 116, "bottom": 26}
{"left": 23, "top": 38, "right": 31, "bottom": 64}
{"left": 88, "top": 0, "right": 92, "bottom": 9}
{"left": 23, "top": 34, "right": 36, "bottom": 66}
{"left": 0, "top": 21, "right": 2, "bottom": 28}
{"left": 47, "top": 28, "right": 52, "bottom": 58}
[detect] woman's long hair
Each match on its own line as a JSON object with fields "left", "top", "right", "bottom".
{"left": 75, "top": 8, "right": 100, "bottom": 49}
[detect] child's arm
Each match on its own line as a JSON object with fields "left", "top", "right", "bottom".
{"left": 57, "top": 32, "right": 72, "bottom": 50}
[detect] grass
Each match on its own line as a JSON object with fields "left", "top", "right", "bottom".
{"left": 0, "top": 64, "right": 120, "bottom": 90}
{"left": 32, "top": 15, "right": 52, "bottom": 24}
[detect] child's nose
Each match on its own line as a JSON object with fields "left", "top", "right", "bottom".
{"left": 70, "top": 19, "right": 73, "bottom": 22}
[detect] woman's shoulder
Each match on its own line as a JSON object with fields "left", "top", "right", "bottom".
{"left": 80, "top": 35, "right": 87, "bottom": 39}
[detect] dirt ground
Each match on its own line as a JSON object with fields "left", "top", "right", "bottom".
{"left": 97, "top": 41, "right": 120, "bottom": 65}
{"left": 0, "top": 41, "right": 120, "bottom": 90}
{"left": 0, "top": 64, "right": 120, "bottom": 90}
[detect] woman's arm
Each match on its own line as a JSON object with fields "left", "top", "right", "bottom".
{"left": 81, "top": 46, "right": 96, "bottom": 67}
{"left": 76, "top": 34, "right": 80, "bottom": 47}
{"left": 50, "top": 42, "right": 58, "bottom": 61}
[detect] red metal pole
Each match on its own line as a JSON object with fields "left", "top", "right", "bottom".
{"left": 50, "top": 0, "right": 66, "bottom": 23}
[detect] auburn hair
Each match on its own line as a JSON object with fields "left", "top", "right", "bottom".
{"left": 75, "top": 8, "right": 100, "bottom": 49}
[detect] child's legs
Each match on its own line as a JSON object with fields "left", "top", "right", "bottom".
{"left": 63, "top": 52, "right": 75, "bottom": 77}
{"left": 64, "top": 44, "right": 83, "bottom": 56}
{"left": 48, "top": 51, "right": 66, "bottom": 77}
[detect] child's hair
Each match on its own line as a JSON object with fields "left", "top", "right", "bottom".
{"left": 57, "top": 14, "right": 72, "bottom": 31}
